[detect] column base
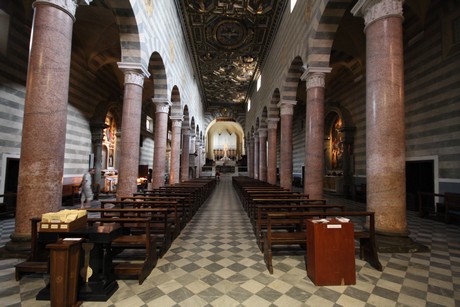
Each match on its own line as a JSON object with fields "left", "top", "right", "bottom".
{"left": 0, "top": 233, "right": 32, "bottom": 259}
{"left": 376, "top": 234, "right": 429, "bottom": 253}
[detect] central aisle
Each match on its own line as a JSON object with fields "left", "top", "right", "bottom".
{"left": 105, "top": 175, "right": 312, "bottom": 306}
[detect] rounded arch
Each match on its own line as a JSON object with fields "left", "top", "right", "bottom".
{"left": 306, "top": 0, "right": 350, "bottom": 68}
{"left": 269, "top": 89, "right": 281, "bottom": 120}
{"left": 148, "top": 52, "right": 168, "bottom": 100}
{"left": 182, "top": 105, "right": 191, "bottom": 129}
{"left": 281, "top": 56, "right": 304, "bottom": 103}
{"left": 106, "top": 0, "right": 145, "bottom": 68}
{"left": 170, "top": 85, "right": 182, "bottom": 118}
{"left": 260, "top": 107, "right": 268, "bottom": 130}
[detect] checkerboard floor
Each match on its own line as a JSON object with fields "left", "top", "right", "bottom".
{"left": 0, "top": 176, "right": 459, "bottom": 306}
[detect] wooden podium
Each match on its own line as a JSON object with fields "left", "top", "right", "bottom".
{"left": 306, "top": 219, "right": 356, "bottom": 286}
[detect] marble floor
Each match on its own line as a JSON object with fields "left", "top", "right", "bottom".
{"left": 0, "top": 175, "right": 459, "bottom": 306}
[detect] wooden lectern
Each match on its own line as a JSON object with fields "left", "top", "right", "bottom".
{"left": 306, "top": 218, "right": 356, "bottom": 286}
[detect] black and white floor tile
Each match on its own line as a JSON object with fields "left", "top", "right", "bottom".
{"left": 0, "top": 176, "right": 459, "bottom": 306}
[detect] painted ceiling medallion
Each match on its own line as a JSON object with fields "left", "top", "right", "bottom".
{"left": 214, "top": 20, "right": 246, "bottom": 49}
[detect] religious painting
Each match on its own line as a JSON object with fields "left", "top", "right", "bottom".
{"left": 330, "top": 116, "right": 344, "bottom": 171}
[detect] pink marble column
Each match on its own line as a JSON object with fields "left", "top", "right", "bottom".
{"left": 247, "top": 137, "right": 254, "bottom": 178}
{"left": 302, "top": 70, "right": 330, "bottom": 199}
{"left": 352, "top": 0, "right": 407, "bottom": 235}
{"left": 253, "top": 132, "right": 259, "bottom": 180}
{"left": 12, "top": 0, "right": 80, "bottom": 246}
{"left": 169, "top": 117, "right": 182, "bottom": 184}
{"left": 258, "top": 128, "right": 267, "bottom": 182}
{"left": 116, "top": 65, "right": 148, "bottom": 198}
{"left": 278, "top": 102, "right": 296, "bottom": 190}
{"left": 180, "top": 128, "right": 190, "bottom": 182}
{"left": 151, "top": 99, "right": 171, "bottom": 188}
{"left": 267, "top": 119, "right": 279, "bottom": 185}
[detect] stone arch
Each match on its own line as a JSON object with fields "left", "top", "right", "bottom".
{"left": 281, "top": 56, "right": 304, "bottom": 103}
{"left": 106, "top": 0, "right": 145, "bottom": 68}
{"left": 306, "top": 0, "right": 350, "bottom": 68}
{"left": 269, "top": 89, "right": 280, "bottom": 120}
{"left": 148, "top": 52, "right": 168, "bottom": 100}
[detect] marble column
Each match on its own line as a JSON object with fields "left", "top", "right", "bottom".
{"left": 247, "top": 137, "right": 254, "bottom": 178}
{"left": 90, "top": 123, "right": 107, "bottom": 194}
{"left": 267, "top": 119, "right": 279, "bottom": 185}
{"left": 180, "top": 128, "right": 190, "bottom": 182}
{"left": 253, "top": 132, "right": 259, "bottom": 180}
{"left": 116, "top": 64, "right": 148, "bottom": 198}
{"left": 9, "top": 0, "right": 88, "bottom": 250}
{"left": 169, "top": 117, "right": 183, "bottom": 184}
{"left": 301, "top": 69, "right": 331, "bottom": 199}
{"left": 352, "top": 0, "right": 407, "bottom": 235}
{"left": 278, "top": 101, "right": 296, "bottom": 190}
{"left": 151, "top": 98, "right": 171, "bottom": 188}
{"left": 258, "top": 128, "right": 267, "bottom": 182}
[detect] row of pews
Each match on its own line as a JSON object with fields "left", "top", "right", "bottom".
{"left": 15, "top": 177, "right": 216, "bottom": 286}
{"left": 232, "top": 176, "right": 382, "bottom": 275}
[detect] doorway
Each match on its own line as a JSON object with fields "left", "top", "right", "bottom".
{"left": 406, "top": 160, "right": 434, "bottom": 211}
{"left": 5, "top": 158, "right": 19, "bottom": 194}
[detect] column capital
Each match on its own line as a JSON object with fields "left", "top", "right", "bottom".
{"left": 152, "top": 98, "right": 172, "bottom": 113}
{"left": 351, "top": 0, "right": 403, "bottom": 29}
{"left": 300, "top": 66, "right": 332, "bottom": 81}
{"left": 277, "top": 100, "right": 296, "bottom": 116}
{"left": 170, "top": 117, "right": 183, "bottom": 127}
{"left": 182, "top": 128, "right": 191, "bottom": 135}
{"left": 33, "top": 0, "right": 92, "bottom": 21}
{"left": 258, "top": 128, "right": 267, "bottom": 138}
{"left": 118, "top": 62, "right": 149, "bottom": 87}
{"left": 267, "top": 119, "right": 279, "bottom": 130}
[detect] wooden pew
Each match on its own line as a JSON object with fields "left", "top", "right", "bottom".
{"left": 15, "top": 217, "right": 48, "bottom": 280}
{"left": 248, "top": 197, "right": 324, "bottom": 219}
{"left": 262, "top": 211, "right": 382, "bottom": 274}
{"left": 102, "top": 199, "right": 183, "bottom": 238}
{"left": 86, "top": 207, "right": 173, "bottom": 258}
{"left": 254, "top": 203, "right": 344, "bottom": 251}
{"left": 87, "top": 217, "right": 157, "bottom": 285}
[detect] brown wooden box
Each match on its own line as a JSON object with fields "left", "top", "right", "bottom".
{"left": 306, "top": 218, "right": 356, "bottom": 286}
{"left": 39, "top": 215, "right": 87, "bottom": 232}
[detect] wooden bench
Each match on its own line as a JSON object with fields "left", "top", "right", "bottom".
{"left": 418, "top": 191, "right": 460, "bottom": 222}
{"left": 263, "top": 211, "right": 382, "bottom": 274}
{"left": 254, "top": 203, "right": 344, "bottom": 251}
{"left": 87, "top": 217, "right": 157, "bottom": 284}
{"left": 86, "top": 207, "right": 173, "bottom": 258}
{"left": 102, "top": 199, "right": 182, "bottom": 239}
{"left": 15, "top": 217, "right": 48, "bottom": 281}
{"left": 248, "top": 197, "right": 325, "bottom": 219}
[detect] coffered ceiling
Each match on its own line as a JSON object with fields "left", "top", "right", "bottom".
{"left": 174, "top": 0, "right": 288, "bottom": 110}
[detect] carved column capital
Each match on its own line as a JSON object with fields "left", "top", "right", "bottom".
{"left": 33, "top": 0, "right": 92, "bottom": 20}
{"left": 352, "top": 0, "right": 403, "bottom": 29}
{"left": 267, "top": 118, "right": 279, "bottom": 130}
{"left": 258, "top": 128, "right": 267, "bottom": 138}
{"left": 277, "top": 101, "right": 296, "bottom": 116}
{"left": 152, "top": 98, "right": 172, "bottom": 113}
{"left": 118, "top": 62, "right": 149, "bottom": 87}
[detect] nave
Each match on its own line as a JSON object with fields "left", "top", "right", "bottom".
{"left": 0, "top": 175, "right": 459, "bottom": 306}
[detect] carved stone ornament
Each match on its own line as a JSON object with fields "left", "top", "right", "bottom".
{"left": 124, "top": 72, "right": 145, "bottom": 87}
{"left": 277, "top": 101, "right": 296, "bottom": 116}
{"left": 267, "top": 119, "right": 279, "bottom": 130}
{"left": 170, "top": 118, "right": 183, "bottom": 127}
{"left": 306, "top": 73, "right": 326, "bottom": 90}
{"left": 258, "top": 128, "right": 268, "bottom": 138}
{"left": 352, "top": 0, "right": 403, "bottom": 28}
{"left": 34, "top": 0, "right": 92, "bottom": 19}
